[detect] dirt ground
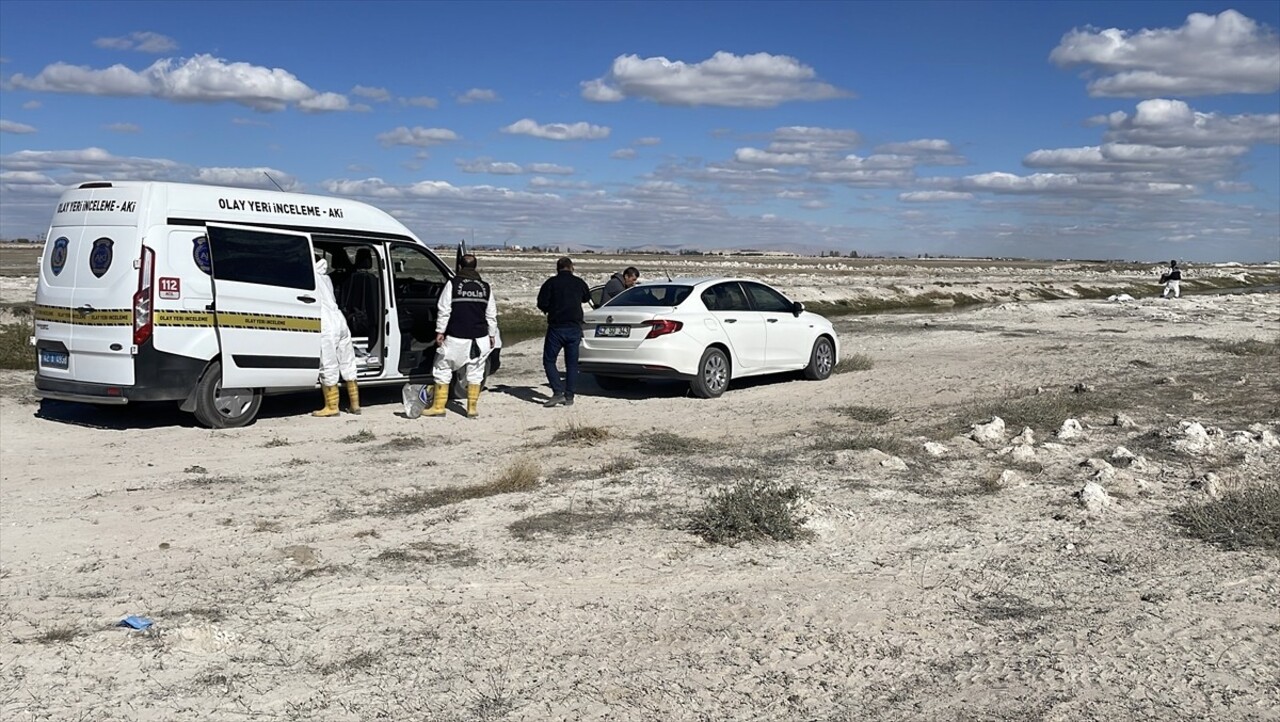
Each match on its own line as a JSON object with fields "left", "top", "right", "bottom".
{"left": 1, "top": 256, "right": 1279, "bottom": 721}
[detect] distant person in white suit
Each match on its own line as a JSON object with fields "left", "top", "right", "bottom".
{"left": 1160, "top": 260, "right": 1182, "bottom": 299}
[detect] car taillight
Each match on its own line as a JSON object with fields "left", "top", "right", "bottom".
{"left": 132, "top": 245, "right": 155, "bottom": 345}
{"left": 643, "top": 319, "right": 683, "bottom": 339}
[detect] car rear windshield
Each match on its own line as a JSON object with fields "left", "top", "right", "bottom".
{"left": 608, "top": 284, "right": 694, "bottom": 307}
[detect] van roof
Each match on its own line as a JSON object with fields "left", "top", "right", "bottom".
{"left": 59, "top": 181, "right": 421, "bottom": 242}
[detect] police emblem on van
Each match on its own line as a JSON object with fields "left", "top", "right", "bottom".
{"left": 89, "top": 237, "right": 114, "bottom": 278}
{"left": 192, "top": 235, "right": 211, "bottom": 274}
{"left": 50, "top": 237, "right": 69, "bottom": 276}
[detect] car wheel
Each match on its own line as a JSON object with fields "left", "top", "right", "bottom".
{"left": 804, "top": 336, "right": 835, "bottom": 381}
{"left": 192, "top": 360, "right": 262, "bottom": 429}
{"left": 690, "top": 347, "right": 730, "bottom": 398}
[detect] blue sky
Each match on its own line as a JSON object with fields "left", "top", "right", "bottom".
{"left": 1, "top": 1, "right": 1277, "bottom": 261}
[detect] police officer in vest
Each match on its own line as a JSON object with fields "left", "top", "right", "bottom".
{"left": 423, "top": 253, "right": 498, "bottom": 418}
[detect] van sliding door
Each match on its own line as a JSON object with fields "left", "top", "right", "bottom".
{"left": 206, "top": 223, "right": 322, "bottom": 389}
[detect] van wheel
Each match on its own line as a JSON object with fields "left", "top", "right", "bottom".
{"left": 193, "top": 361, "right": 262, "bottom": 429}
{"left": 451, "top": 356, "right": 493, "bottom": 399}
{"left": 690, "top": 347, "right": 730, "bottom": 399}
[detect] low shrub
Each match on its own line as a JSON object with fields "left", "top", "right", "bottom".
{"left": 1172, "top": 482, "right": 1280, "bottom": 552}
{"left": 689, "top": 480, "right": 810, "bottom": 545}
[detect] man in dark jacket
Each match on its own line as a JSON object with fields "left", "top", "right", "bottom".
{"left": 1161, "top": 260, "right": 1182, "bottom": 299}
{"left": 537, "top": 256, "right": 592, "bottom": 407}
{"left": 601, "top": 266, "right": 640, "bottom": 304}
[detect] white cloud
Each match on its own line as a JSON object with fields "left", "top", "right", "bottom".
{"left": 1214, "top": 180, "right": 1254, "bottom": 193}
{"left": 876, "top": 139, "right": 951, "bottom": 154}
{"left": 634, "top": 136, "right": 662, "bottom": 146}
{"left": 194, "top": 167, "right": 298, "bottom": 190}
{"left": 457, "top": 88, "right": 499, "bottom": 104}
{"left": 766, "top": 126, "right": 860, "bottom": 153}
{"left": 734, "top": 148, "right": 813, "bottom": 166}
{"left": 105, "top": 122, "right": 139, "bottom": 133}
{"left": 1050, "top": 10, "right": 1280, "bottom": 96}
{"left": 611, "top": 148, "right": 638, "bottom": 160}
{"left": 231, "top": 117, "right": 270, "bottom": 127}
{"left": 501, "top": 118, "right": 610, "bottom": 141}
{"left": 7, "top": 54, "right": 350, "bottom": 112}
{"left": 458, "top": 159, "right": 523, "bottom": 175}
{"left": 376, "top": 126, "right": 459, "bottom": 147}
{"left": 401, "top": 95, "right": 439, "bottom": 108}
{"left": 581, "top": 51, "right": 852, "bottom": 107}
{"left": 298, "top": 92, "right": 351, "bottom": 112}
{"left": 93, "top": 31, "right": 178, "bottom": 54}
{"left": 0, "top": 119, "right": 37, "bottom": 134}
{"left": 1023, "top": 143, "right": 1247, "bottom": 179}
{"left": 1092, "top": 99, "right": 1280, "bottom": 147}
{"left": 22, "top": 100, "right": 42, "bottom": 110}
{"left": 800, "top": 200, "right": 827, "bottom": 210}
{"left": 352, "top": 85, "right": 391, "bottom": 102}
{"left": 952, "top": 171, "right": 1195, "bottom": 197}
{"left": 527, "top": 162, "right": 573, "bottom": 175}
{"left": 899, "top": 190, "right": 974, "bottom": 202}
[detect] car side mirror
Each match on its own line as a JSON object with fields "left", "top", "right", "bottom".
{"left": 792, "top": 301, "right": 804, "bottom": 316}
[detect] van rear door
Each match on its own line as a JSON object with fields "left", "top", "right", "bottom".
{"left": 35, "top": 186, "right": 143, "bottom": 386}
{"left": 206, "top": 223, "right": 321, "bottom": 389}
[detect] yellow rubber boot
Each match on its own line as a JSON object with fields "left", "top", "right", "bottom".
{"left": 466, "top": 384, "right": 481, "bottom": 419}
{"left": 422, "top": 383, "right": 449, "bottom": 417}
{"left": 312, "top": 385, "right": 340, "bottom": 417}
{"left": 345, "top": 380, "right": 361, "bottom": 415}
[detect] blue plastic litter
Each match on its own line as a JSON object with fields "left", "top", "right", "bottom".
{"left": 117, "top": 615, "right": 153, "bottom": 630}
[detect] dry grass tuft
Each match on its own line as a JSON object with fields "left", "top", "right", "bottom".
{"left": 833, "top": 354, "right": 874, "bottom": 373}
{"left": 0, "top": 320, "right": 35, "bottom": 370}
{"left": 551, "top": 421, "right": 612, "bottom": 445}
{"left": 35, "top": 625, "right": 82, "bottom": 644}
{"left": 262, "top": 436, "right": 291, "bottom": 448}
{"left": 638, "top": 431, "right": 708, "bottom": 455}
{"left": 689, "top": 480, "right": 810, "bottom": 545}
{"left": 1172, "top": 481, "right": 1280, "bottom": 552}
{"left": 380, "top": 434, "right": 427, "bottom": 450}
{"left": 1210, "top": 338, "right": 1280, "bottom": 357}
{"left": 835, "top": 404, "right": 894, "bottom": 423}
{"left": 378, "top": 457, "right": 541, "bottom": 515}
{"left": 340, "top": 429, "right": 377, "bottom": 444}
{"left": 813, "top": 431, "right": 913, "bottom": 457}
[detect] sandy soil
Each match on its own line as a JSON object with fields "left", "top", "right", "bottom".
{"left": 1, "top": 259, "right": 1278, "bottom": 721}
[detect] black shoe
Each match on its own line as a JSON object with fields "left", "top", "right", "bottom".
{"left": 544, "top": 394, "right": 566, "bottom": 408}
{"left": 564, "top": 396, "right": 575, "bottom": 407}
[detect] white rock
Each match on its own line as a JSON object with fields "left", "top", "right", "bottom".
{"left": 1174, "top": 421, "right": 1214, "bottom": 455}
{"left": 970, "top": 416, "right": 1007, "bottom": 446}
{"left": 1078, "top": 482, "right": 1112, "bottom": 513}
{"left": 1113, "top": 413, "right": 1138, "bottom": 428}
{"left": 1110, "top": 446, "right": 1138, "bottom": 467}
{"left": 922, "top": 441, "right": 949, "bottom": 457}
{"left": 1057, "top": 418, "right": 1084, "bottom": 441}
{"left": 1194, "top": 472, "right": 1222, "bottom": 499}
{"left": 1012, "top": 427, "right": 1036, "bottom": 446}
{"left": 1107, "top": 293, "right": 1134, "bottom": 302}
{"left": 998, "top": 469, "right": 1024, "bottom": 487}
{"left": 1010, "top": 445, "right": 1037, "bottom": 463}
{"left": 879, "top": 455, "right": 909, "bottom": 471}
{"left": 1041, "top": 442, "right": 1067, "bottom": 453}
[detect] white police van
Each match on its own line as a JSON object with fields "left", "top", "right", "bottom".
{"left": 33, "top": 181, "right": 496, "bottom": 428}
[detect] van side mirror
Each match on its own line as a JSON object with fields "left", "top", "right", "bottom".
{"left": 792, "top": 301, "right": 804, "bottom": 316}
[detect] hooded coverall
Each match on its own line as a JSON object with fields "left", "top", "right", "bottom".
{"left": 315, "top": 257, "right": 357, "bottom": 386}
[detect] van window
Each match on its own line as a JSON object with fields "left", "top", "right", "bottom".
{"left": 389, "top": 245, "right": 446, "bottom": 300}
{"left": 208, "top": 226, "right": 314, "bottom": 291}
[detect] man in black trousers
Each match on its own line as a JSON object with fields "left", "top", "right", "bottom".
{"left": 536, "top": 256, "right": 592, "bottom": 407}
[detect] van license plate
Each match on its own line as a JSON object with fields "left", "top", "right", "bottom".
{"left": 595, "top": 325, "right": 630, "bottom": 338}
{"left": 39, "top": 350, "right": 69, "bottom": 370}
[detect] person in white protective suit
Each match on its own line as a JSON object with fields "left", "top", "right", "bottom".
{"left": 312, "top": 256, "right": 360, "bottom": 416}
{"left": 423, "top": 253, "right": 498, "bottom": 418}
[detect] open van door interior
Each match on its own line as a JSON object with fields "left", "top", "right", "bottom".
{"left": 206, "top": 223, "right": 322, "bottom": 389}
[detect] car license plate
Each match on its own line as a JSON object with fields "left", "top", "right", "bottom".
{"left": 595, "top": 324, "right": 630, "bottom": 338}
{"left": 39, "top": 350, "right": 69, "bottom": 370}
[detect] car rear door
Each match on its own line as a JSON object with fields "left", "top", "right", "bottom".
{"left": 206, "top": 223, "right": 321, "bottom": 388}
{"left": 702, "top": 282, "right": 764, "bottom": 369}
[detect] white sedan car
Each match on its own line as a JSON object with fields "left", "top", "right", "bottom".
{"left": 579, "top": 277, "right": 840, "bottom": 398}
